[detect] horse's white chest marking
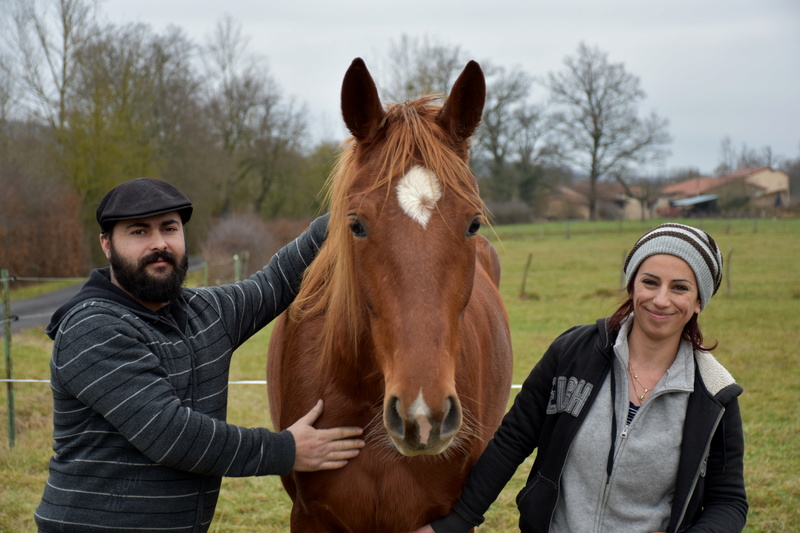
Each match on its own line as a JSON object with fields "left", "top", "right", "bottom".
{"left": 396, "top": 166, "right": 441, "bottom": 228}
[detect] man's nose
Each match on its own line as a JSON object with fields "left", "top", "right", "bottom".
{"left": 149, "top": 233, "right": 169, "bottom": 250}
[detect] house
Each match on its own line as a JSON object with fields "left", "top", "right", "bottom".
{"left": 656, "top": 167, "right": 790, "bottom": 217}
{"left": 543, "top": 182, "right": 645, "bottom": 220}
{"left": 542, "top": 185, "right": 590, "bottom": 220}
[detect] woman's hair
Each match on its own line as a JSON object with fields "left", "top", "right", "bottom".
{"left": 607, "top": 281, "right": 718, "bottom": 352}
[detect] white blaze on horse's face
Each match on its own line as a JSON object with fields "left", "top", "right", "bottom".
{"left": 410, "top": 389, "right": 433, "bottom": 446}
{"left": 396, "top": 166, "right": 442, "bottom": 228}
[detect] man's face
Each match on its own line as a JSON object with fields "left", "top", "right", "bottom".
{"left": 101, "top": 212, "right": 188, "bottom": 307}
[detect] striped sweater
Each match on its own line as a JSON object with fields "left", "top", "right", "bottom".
{"left": 35, "top": 215, "right": 328, "bottom": 533}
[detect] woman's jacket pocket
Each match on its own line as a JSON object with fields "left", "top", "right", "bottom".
{"left": 517, "top": 471, "right": 558, "bottom": 533}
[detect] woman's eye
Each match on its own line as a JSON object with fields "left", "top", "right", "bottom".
{"left": 466, "top": 218, "right": 482, "bottom": 237}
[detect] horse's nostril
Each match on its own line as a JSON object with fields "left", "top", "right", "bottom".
{"left": 441, "top": 396, "right": 462, "bottom": 436}
{"left": 385, "top": 396, "right": 404, "bottom": 437}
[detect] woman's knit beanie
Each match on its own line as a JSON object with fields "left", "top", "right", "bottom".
{"left": 623, "top": 223, "right": 723, "bottom": 311}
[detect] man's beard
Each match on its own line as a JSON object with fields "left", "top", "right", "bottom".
{"left": 109, "top": 245, "right": 189, "bottom": 304}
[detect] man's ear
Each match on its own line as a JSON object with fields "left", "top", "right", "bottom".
{"left": 100, "top": 232, "right": 112, "bottom": 260}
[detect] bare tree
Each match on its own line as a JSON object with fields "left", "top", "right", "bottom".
{"left": 474, "top": 63, "right": 556, "bottom": 206}
{"left": 380, "top": 34, "right": 465, "bottom": 102}
{"left": 714, "top": 136, "right": 737, "bottom": 175}
{"left": 0, "top": 51, "right": 16, "bottom": 142}
{"left": 476, "top": 64, "right": 532, "bottom": 182}
{"left": 715, "top": 136, "right": 782, "bottom": 175}
{"left": 545, "top": 43, "right": 671, "bottom": 219}
{"left": 610, "top": 168, "right": 666, "bottom": 221}
{"left": 3, "top": 0, "right": 98, "bottom": 134}
{"left": 203, "top": 15, "right": 310, "bottom": 218}
{"left": 147, "top": 26, "right": 203, "bottom": 153}
{"left": 377, "top": 35, "right": 558, "bottom": 214}
{"left": 203, "top": 15, "right": 276, "bottom": 215}
{"left": 244, "top": 94, "right": 309, "bottom": 217}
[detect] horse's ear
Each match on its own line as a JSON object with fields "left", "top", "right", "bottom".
{"left": 341, "top": 58, "right": 385, "bottom": 142}
{"left": 437, "top": 60, "right": 486, "bottom": 142}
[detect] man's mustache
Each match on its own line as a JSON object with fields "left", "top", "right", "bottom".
{"left": 140, "top": 251, "right": 178, "bottom": 268}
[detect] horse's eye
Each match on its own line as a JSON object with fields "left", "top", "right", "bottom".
{"left": 466, "top": 218, "right": 482, "bottom": 237}
{"left": 349, "top": 218, "right": 367, "bottom": 238}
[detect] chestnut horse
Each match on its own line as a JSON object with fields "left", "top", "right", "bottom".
{"left": 267, "top": 58, "right": 513, "bottom": 532}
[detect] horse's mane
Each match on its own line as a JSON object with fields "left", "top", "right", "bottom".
{"left": 289, "top": 96, "right": 486, "bottom": 369}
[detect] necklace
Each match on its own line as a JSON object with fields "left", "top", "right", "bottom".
{"left": 628, "top": 362, "right": 650, "bottom": 404}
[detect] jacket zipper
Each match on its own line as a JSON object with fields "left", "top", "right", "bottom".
{"left": 548, "top": 436, "right": 574, "bottom": 527}
{"left": 599, "top": 419, "right": 631, "bottom": 530}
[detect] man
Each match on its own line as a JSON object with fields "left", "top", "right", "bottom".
{"left": 35, "top": 177, "right": 364, "bottom": 532}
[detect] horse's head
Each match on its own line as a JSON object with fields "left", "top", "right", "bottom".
{"left": 324, "top": 58, "right": 487, "bottom": 456}
{"left": 291, "top": 58, "right": 486, "bottom": 456}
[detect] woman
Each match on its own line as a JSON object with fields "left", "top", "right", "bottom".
{"left": 415, "top": 223, "right": 747, "bottom": 533}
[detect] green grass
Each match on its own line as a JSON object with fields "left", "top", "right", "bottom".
{"left": 2, "top": 218, "right": 799, "bottom": 531}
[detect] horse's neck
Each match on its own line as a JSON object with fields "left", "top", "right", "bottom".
{"left": 312, "top": 313, "right": 382, "bottom": 387}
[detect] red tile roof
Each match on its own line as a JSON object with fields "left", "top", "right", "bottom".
{"left": 659, "top": 167, "right": 771, "bottom": 196}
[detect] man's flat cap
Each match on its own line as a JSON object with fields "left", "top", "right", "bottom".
{"left": 97, "top": 177, "right": 193, "bottom": 232}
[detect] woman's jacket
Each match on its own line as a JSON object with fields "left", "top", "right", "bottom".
{"left": 432, "top": 318, "right": 747, "bottom": 533}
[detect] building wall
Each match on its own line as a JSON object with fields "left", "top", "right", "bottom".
{"left": 543, "top": 197, "right": 590, "bottom": 220}
{"left": 745, "top": 169, "right": 790, "bottom": 203}
{"left": 621, "top": 198, "right": 645, "bottom": 220}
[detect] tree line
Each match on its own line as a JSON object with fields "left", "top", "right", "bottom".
{"left": 1, "top": 1, "right": 796, "bottom": 279}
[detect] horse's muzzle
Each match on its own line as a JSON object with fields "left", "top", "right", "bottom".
{"left": 384, "top": 394, "right": 462, "bottom": 456}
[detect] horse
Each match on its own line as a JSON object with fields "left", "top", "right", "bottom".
{"left": 267, "top": 57, "right": 513, "bottom": 532}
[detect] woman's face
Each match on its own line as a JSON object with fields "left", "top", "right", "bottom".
{"left": 630, "top": 254, "right": 702, "bottom": 344}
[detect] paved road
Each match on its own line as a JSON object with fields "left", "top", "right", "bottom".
{"left": 4, "top": 260, "right": 206, "bottom": 335}
{"left": 5, "top": 284, "right": 82, "bottom": 334}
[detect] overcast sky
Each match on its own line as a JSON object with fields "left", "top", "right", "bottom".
{"left": 103, "top": 0, "right": 800, "bottom": 176}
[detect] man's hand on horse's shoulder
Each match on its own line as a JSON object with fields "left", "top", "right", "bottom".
{"left": 288, "top": 399, "right": 365, "bottom": 472}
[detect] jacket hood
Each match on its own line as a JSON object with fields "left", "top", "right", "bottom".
{"left": 45, "top": 268, "right": 156, "bottom": 339}
{"left": 695, "top": 350, "right": 743, "bottom": 403}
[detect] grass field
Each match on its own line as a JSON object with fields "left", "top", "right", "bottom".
{"left": 2, "top": 218, "right": 799, "bottom": 532}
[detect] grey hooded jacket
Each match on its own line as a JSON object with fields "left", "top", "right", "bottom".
{"left": 432, "top": 318, "right": 747, "bottom": 533}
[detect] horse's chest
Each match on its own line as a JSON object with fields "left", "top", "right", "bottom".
{"left": 296, "top": 447, "right": 464, "bottom": 531}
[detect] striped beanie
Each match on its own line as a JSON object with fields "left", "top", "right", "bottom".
{"left": 624, "top": 223, "right": 723, "bottom": 311}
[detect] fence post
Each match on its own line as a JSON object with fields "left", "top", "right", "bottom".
{"left": 519, "top": 253, "right": 533, "bottom": 299}
{"left": 726, "top": 249, "right": 734, "bottom": 296}
{"left": 2, "top": 269, "right": 15, "bottom": 448}
{"left": 233, "top": 254, "right": 241, "bottom": 282}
